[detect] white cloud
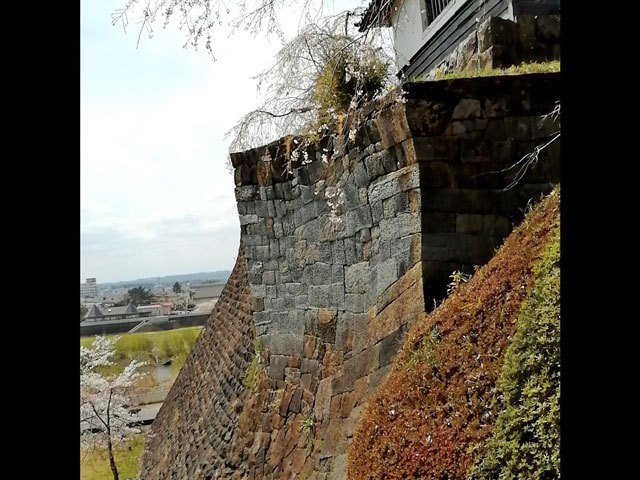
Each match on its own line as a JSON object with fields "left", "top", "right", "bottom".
{"left": 81, "top": 0, "right": 361, "bottom": 283}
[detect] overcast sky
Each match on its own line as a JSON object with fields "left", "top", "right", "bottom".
{"left": 81, "top": 0, "right": 361, "bottom": 284}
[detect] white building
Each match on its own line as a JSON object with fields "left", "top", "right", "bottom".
{"left": 359, "top": 0, "right": 560, "bottom": 79}
{"left": 80, "top": 277, "right": 99, "bottom": 300}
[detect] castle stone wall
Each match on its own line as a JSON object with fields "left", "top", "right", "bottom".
{"left": 140, "top": 72, "right": 560, "bottom": 480}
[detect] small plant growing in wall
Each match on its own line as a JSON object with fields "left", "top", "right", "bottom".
{"left": 243, "top": 337, "right": 264, "bottom": 390}
{"left": 300, "top": 414, "right": 315, "bottom": 455}
{"left": 271, "top": 388, "right": 285, "bottom": 412}
{"left": 447, "top": 270, "right": 471, "bottom": 296}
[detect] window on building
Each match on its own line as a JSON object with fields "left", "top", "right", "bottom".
{"left": 421, "top": 0, "right": 454, "bottom": 31}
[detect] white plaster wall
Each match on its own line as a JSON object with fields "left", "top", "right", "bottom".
{"left": 390, "top": 0, "right": 491, "bottom": 72}
{"left": 390, "top": 0, "right": 425, "bottom": 69}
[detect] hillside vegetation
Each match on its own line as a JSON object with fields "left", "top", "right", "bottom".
{"left": 348, "top": 187, "right": 560, "bottom": 480}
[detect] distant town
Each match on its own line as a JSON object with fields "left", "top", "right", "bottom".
{"left": 80, "top": 271, "right": 231, "bottom": 335}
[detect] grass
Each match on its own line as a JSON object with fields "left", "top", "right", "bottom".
{"left": 80, "top": 327, "right": 202, "bottom": 389}
{"left": 414, "top": 60, "right": 560, "bottom": 82}
{"left": 80, "top": 433, "right": 145, "bottom": 480}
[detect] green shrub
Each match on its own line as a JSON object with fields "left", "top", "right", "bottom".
{"left": 305, "top": 41, "right": 388, "bottom": 143}
{"left": 467, "top": 225, "right": 560, "bottom": 480}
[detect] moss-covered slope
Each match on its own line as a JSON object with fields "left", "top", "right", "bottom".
{"left": 348, "top": 187, "right": 560, "bottom": 480}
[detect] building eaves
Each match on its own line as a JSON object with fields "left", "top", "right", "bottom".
{"left": 357, "top": 0, "right": 394, "bottom": 32}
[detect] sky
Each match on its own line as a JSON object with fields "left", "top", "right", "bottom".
{"left": 81, "top": 0, "right": 361, "bottom": 284}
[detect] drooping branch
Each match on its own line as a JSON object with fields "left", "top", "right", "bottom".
{"left": 472, "top": 103, "right": 561, "bottom": 190}
{"left": 226, "top": 9, "right": 398, "bottom": 153}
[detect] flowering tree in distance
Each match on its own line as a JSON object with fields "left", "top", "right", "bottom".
{"left": 80, "top": 336, "right": 146, "bottom": 480}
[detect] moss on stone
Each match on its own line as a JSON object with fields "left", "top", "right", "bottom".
{"left": 416, "top": 60, "right": 561, "bottom": 82}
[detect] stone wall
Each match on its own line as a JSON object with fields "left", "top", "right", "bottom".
{"left": 139, "top": 243, "right": 255, "bottom": 479}
{"left": 139, "top": 72, "right": 560, "bottom": 480}
{"left": 427, "top": 15, "right": 561, "bottom": 79}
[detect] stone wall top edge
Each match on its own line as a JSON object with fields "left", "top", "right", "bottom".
{"left": 230, "top": 71, "right": 560, "bottom": 187}
{"left": 402, "top": 71, "right": 561, "bottom": 97}
{"left": 229, "top": 86, "right": 406, "bottom": 170}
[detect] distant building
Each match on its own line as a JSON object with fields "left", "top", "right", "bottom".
{"left": 83, "top": 301, "right": 152, "bottom": 322}
{"left": 137, "top": 304, "right": 172, "bottom": 316}
{"left": 100, "top": 292, "right": 127, "bottom": 304}
{"left": 191, "top": 283, "right": 225, "bottom": 302}
{"left": 80, "top": 277, "right": 98, "bottom": 299}
{"left": 154, "top": 291, "right": 180, "bottom": 304}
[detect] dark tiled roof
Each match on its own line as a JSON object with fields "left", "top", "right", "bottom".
{"left": 85, "top": 304, "right": 103, "bottom": 319}
{"left": 358, "top": 0, "right": 394, "bottom": 32}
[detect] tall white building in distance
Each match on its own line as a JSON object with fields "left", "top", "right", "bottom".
{"left": 80, "top": 277, "right": 98, "bottom": 299}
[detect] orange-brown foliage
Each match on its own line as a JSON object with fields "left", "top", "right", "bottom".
{"left": 347, "top": 190, "right": 560, "bottom": 480}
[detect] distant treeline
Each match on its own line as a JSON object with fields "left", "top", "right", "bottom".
{"left": 98, "top": 271, "right": 231, "bottom": 289}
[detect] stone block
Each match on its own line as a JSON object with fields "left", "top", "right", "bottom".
{"left": 483, "top": 214, "right": 512, "bottom": 237}
{"left": 380, "top": 148, "right": 397, "bottom": 174}
{"left": 378, "top": 327, "right": 405, "bottom": 367}
{"left": 536, "top": 14, "right": 561, "bottom": 42}
{"left": 478, "top": 16, "right": 518, "bottom": 53}
{"left": 268, "top": 355, "right": 287, "bottom": 381}
{"left": 455, "top": 31, "right": 478, "bottom": 70}
{"left": 452, "top": 98, "right": 481, "bottom": 120}
{"left": 268, "top": 334, "right": 304, "bottom": 356}
{"left": 374, "top": 261, "right": 422, "bottom": 315}
{"left": 504, "top": 116, "right": 533, "bottom": 140}
{"left": 366, "top": 276, "right": 424, "bottom": 344}
{"left": 309, "top": 285, "right": 330, "bottom": 308}
{"left": 482, "top": 95, "right": 509, "bottom": 118}
{"left": 364, "top": 153, "right": 386, "bottom": 180}
{"left": 345, "top": 262, "right": 369, "bottom": 294}
{"left": 331, "top": 240, "right": 346, "bottom": 265}
{"left": 314, "top": 262, "right": 332, "bottom": 285}
{"left": 420, "top": 161, "right": 451, "bottom": 187}
{"left": 343, "top": 238, "right": 357, "bottom": 265}
{"left": 423, "top": 212, "right": 457, "bottom": 233}
{"left": 456, "top": 213, "right": 484, "bottom": 233}
{"left": 373, "top": 257, "right": 398, "bottom": 298}
{"left": 516, "top": 14, "right": 537, "bottom": 50}
{"left": 353, "top": 161, "right": 369, "bottom": 188}
{"left": 345, "top": 293, "right": 365, "bottom": 313}
{"left": 320, "top": 419, "right": 349, "bottom": 457}
{"left": 405, "top": 98, "right": 453, "bottom": 137}
{"left": 368, "top": 164, "right": 420, "bottom": 205}
{"left": 413, "top": 137, "right": 458, "bottom": 162}
{"left": 333, "top": 347, "right": 378, "bottom": 395}
{"left": 368, "top": 364, "right": 392, "bottom": 394}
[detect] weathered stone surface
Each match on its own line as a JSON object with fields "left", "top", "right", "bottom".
{"left": 452, "top": 98, "right": 481, "bottom": 120}
{"left": 478, "top": 16, "right": 518, "bottom": 53}
{"left": 367, "top": 278, "right": 424, "bottom": 344}
{"left": 142, "top": 72, "right": 561, "bottom": 480}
